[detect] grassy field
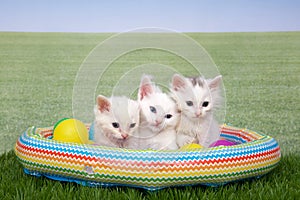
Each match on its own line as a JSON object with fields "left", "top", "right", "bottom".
{"left": 0, "top": 32, "right": 299, "bottom": 199}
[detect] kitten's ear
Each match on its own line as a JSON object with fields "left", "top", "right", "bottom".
{"left": 139, "top": 75, "right": 154, "bottom": 100}
{"left": 97, "top": 95, "right": 111, "bottom": 112}
{"left": 208, "top": 75, "right": 222, "bottom": 90}
{"left": 172, "top": 74, "right": 187, "bottom": 91}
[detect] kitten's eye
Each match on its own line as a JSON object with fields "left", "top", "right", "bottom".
{"left": 186, "top": 101, "right": 193, "bottom": 106}
{"left": 202, "top": 101, "right": 209, "bottom": 107}
{"left": 165, "top": 114, "right": 173, "bottom": 119}
{"left": 129, "top": 123, "right": 136, "bottom": 128}
{"left": 149, "top": 106, "right": 157, "bottom": 113}
{"left": 112, "top": 122, "right": 119, "bottom": 128}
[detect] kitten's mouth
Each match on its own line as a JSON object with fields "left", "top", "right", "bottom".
{"left": 148, "top": 124, "right": 163, "bottom": 132}
{"left": 115, "top": 137, "right": 127, "bottom": 141}
{"left": 191, "top": 115, "right": 203, "bottom": 120}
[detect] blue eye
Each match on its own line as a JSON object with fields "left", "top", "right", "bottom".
{"left": 112, "top": 122, "right": 119, "bottom": 128}
{"left": 186, "top": 101, "right": 193, "bottom": 106}
{"left": 150, "top": 106, "right": 156, "bottom": 113}
{"left": 129, "top": 123, "right": 136, "bottom": 128}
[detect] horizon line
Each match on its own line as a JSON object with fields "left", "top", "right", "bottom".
{"left": 0, "top": 30, "right": 299, "bottom": 34}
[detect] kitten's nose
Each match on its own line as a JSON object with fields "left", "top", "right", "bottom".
{"left": 155, "top": 119, "right": 162, "bottom": 125}
{"left": 195, "top": 110, "right": 202, "bottom": 117}
{"left": 121, "top": 133, "right": 128, "bottom": 139}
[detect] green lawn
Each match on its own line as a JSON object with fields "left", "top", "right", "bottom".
{"left": 0, "top": 32, "right": 299, "bottom": 199}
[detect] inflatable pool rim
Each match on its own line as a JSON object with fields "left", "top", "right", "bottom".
{"left": 15, "top": 124, "right": 281, "bottom": 191}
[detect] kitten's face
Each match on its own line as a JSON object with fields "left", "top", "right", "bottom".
{"left": 95, "top": 95, "right": 140, "bottom": 140}
{"left": 138, "top": 75, "right": 179, "bottom": 134}
{"left": 171, "top": 74, "right": 222, "bottom": 121}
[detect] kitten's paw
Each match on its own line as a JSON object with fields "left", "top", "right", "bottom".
{"left": 183, "top": 138, "right": 197, "bottom": 146}
{"left": 177, "top": 134, "right": 196, "bottom": 148}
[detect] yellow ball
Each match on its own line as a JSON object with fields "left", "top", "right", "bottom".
{"left": 181, "top": 143, "right": 203, "bottom": 150}
{"left": 53, "top": 118, "right": 92, "bottom": 144}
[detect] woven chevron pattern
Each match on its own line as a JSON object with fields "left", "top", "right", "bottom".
{"left": 15, "top": 124, "right": 281, "bottom": 190}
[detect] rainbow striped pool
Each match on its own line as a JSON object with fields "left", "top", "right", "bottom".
{"left": 15, "top": 124, "right": 281, "bottom": 190}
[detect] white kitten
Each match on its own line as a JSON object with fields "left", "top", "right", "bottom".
{"left": 171, "top": 74, "right": 223, "bottom": 148}
{"left": 93, "top": 95, "right": 140, "bottom": 148}
{"left": 127, "top": 75, "right": 179, "bottom": 150}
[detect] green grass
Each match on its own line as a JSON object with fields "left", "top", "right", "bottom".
{"left": 0, "top": 32, "right": 299, "bottom": 199}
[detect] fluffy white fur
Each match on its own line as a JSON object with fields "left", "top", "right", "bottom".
{"left": 93, "top": 95, "right": 140, "bottom": 148}
{"left": 127, "top": 75, "right": 179, "bottom": 150}
{"left": 170, "top": 74, "right": 223, "bottom": 148}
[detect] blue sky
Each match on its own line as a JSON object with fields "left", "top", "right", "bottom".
{"left": 0, "top": 0, "right": 299, "bottom": 32}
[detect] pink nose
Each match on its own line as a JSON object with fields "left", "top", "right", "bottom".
{"left": 121, "top": 133, "right": 128, "bottom": 139}
{"left": 195, "top": 111, "right": 201, "bottom": 117}
{"left": 155, "top": 119, "right": 162, "bottom": 125}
